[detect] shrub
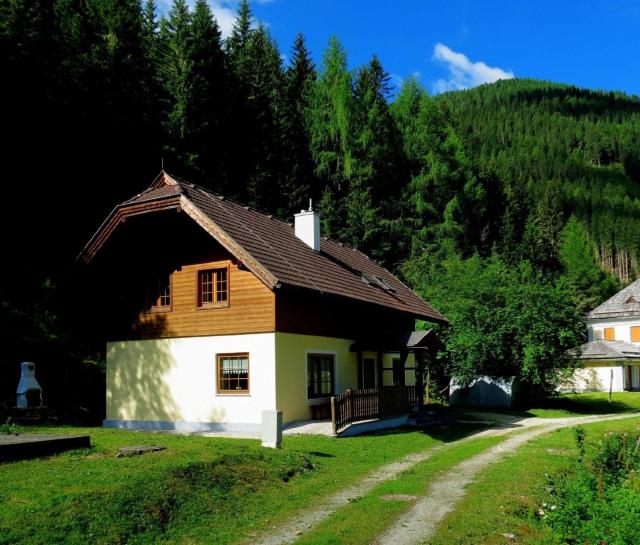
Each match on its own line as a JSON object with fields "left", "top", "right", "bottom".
{"left": 545, "top": 427, "right": 640, "bottom": 545}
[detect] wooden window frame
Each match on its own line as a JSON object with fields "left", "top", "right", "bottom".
{"left": 145, "top": 272, "right": 173, "bottom": 314}
{"left": 307, "top": 353, "right": 336, "bottom": 399}
{"left": 216, "top": 353, "right": 250, "bottom": 395}
{"left": 196, "top": 265, "right": 230, "bottom": 309}
{"left": 631, "top": 326, "right": 640, "bottom": 343}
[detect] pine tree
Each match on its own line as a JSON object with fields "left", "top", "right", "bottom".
{"left": 559, "top": 216, "right": 618, "bottom": 311}
{"left": 186, "top": 0, "right": 228, "bottom": 186}
{"left": 160, "top": 0, "right": 192, "bottom": 162}
{"left": 282, "top": 33, "right": 317, "bottom": 215}
{"left": 307, "top": 36, "right": 354, "bottom": 239}
{"left": 347, "top": 56, "right": 402, "bottom": 263}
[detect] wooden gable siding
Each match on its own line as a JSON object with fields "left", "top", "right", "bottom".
{"left": 133, "top": 259, "right": 275, "bottom": 338}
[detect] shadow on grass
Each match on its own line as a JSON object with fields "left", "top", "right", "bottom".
{"left": 538, "top": 395, "right": 638, "bottom": 415}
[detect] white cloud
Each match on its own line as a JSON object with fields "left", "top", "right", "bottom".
{"left": 208, "top": 1, "right": 238, "bottom": 39}
{"left": 155, "top": 1, "right": 268, "bottom": 40}
{"left": 432, "top": 43, "right": 513, "bottom": 93}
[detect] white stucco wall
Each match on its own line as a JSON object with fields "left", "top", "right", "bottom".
{"left": 588, "top": 316, "right": 640, "bottom": 343}
{"left": 572, "top": 364, "right": 626, "bottom": 393}
{"left": 105, "top": 333, "right": 276, "bottom": 430}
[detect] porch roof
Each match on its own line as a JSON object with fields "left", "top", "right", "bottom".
{"left": 575, "top": 339, "right": 640, "bottom": 363}
{"left": 349, "top": 329, "right": 442, "bottom": 353}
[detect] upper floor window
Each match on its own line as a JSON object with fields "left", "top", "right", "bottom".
{"left": 147, "top": 273, "right": 172, "bottom": 312}
{"left": 604, "top": 327, "right": 615, "bottom": 341}
{"left": 198, "top": 267, "right": 228, "bottom": 308}
{"left": 631, "top": 326, "right": 640, "bottom": 342}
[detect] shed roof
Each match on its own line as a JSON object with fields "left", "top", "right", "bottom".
{"left": 588, "top": 278, "right": 640, "bottom": 320}
{"left": 80, "top": 172, "right": 447, "bottom": 323}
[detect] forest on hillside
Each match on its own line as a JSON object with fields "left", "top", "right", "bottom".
{"left": 2, "top": 0, "right": 639, "bottom": 411}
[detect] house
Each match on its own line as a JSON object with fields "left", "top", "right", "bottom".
{"left": 574, "top": 278, "right": 640, "bottom": 392}
{"left": 77, "top": 172, "right": 447, "bottom": 433}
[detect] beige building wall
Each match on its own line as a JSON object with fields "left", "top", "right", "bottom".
{"left": 274, "top": 333, "right": 358, "bottom": 423}
{"left": 106, "top": 333, "right": 276, "bottom": 430}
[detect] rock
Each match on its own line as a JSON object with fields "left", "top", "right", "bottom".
{"left": 379, "top": 494, "right": 418, "bottom": 502}
{"left": 116, "top": 445, "right": 166, "bottom": 458}
{"left": 500, "top": 533, "right": 517, "bottom": 541}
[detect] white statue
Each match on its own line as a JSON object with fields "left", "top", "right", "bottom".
{"left": 16, "top": 362, "right": 43, "bottom": 408}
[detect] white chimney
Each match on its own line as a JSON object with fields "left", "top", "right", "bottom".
{"left": 294, "top": 200, "right": 320, "bottom": 252}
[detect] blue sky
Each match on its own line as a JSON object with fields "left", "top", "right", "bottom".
{"left": 160, "top": 0, "right": 640, "bottom": 96}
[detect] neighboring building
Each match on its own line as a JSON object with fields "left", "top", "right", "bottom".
{"left": 78, "top": 172, "right": 447, "bottom": 432}
{"left": 574, "top": 278, "right": 640, "bottom": 392}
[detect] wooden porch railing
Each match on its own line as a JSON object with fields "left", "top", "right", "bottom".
{"left": 331, "top": 386, "right": 418, "bottom": 433}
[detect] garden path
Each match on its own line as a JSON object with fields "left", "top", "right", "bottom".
{"left": 249, "top": 412, "right": 639, "bottom": 545}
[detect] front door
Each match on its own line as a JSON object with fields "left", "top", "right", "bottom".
{"left": 625, "top": 366, "right": 633, "bottom": 391}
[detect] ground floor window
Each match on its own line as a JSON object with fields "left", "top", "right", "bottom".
{"left": 217, "top": 353, "right": 249, "bottom": 393}
{"left": 307, "top": 353, "right": 335, "bottom": 398}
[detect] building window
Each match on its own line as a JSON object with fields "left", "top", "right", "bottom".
{"left": 307, "top": 354, "right": 335, "bottom": 399}
{"left": 604, "top": 327, "right": 615, "bottom": 341}
{"left": 146, "top": 273, "right": 172, "bottom": 312}
{"left": 392, "top": 358, "right": 405, "bottom": 387}
{"left": 198, "top": 267, "right": 228, "bottom": 307}
{"left": 217, "top": 353, "right": 249, "bottom": 393}
{"left": 361, "top": 358, "right": 376, "bottom": 389}
{"left": 631, "top": 326, "right": 640, "bottom": 342}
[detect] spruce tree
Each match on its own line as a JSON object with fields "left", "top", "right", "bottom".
{"left": 307, "top": 36, "right": 354, "bottom": 239}
{"left": 282, "top": 33, "right": 317, "bottom": 215}
{"left": 348, "top": 55, "right": 402, "bottom": 263}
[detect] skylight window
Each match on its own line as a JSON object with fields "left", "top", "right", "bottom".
{"left": 360, "top": 272, "right": 397, "bottom": 293}
{"left": 625, "top": 296, "right": 638, "bottom": 304}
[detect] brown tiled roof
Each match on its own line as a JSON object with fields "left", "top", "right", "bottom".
{"left": 86, "top": 172, "right": 447, "bottom": 323}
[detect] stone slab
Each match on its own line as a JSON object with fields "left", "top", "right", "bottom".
{"left": 0, "top": 433, "right": 90, "bottom": 461}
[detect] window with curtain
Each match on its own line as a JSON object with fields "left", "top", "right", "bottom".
{"left": 217, "top": 353, "right": 249, "bottom": 393}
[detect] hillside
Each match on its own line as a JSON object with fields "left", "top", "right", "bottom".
{"left": 438, "top": 79, "right": 640, "bottom": 282}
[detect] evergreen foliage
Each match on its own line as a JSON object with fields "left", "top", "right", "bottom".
{"left": 1, "top": 0, "right": 639, "bottom": 396}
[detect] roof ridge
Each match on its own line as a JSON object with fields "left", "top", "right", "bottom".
{"left": 176, "top": 179, "right": 376, "bottom": 260}
{"left": 190, "top": 185, "right": 325, "bottom": 294}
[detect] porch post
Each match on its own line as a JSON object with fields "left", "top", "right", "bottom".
{"left": 414, "top": 350, "right": 426, "bottom": 411}
{"left": 377, "top": 350, "right": 384, "bottom": 418}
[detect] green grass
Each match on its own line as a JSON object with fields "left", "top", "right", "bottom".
{"left": 526, "top": 392, "right": 640, "bottom": 418}
{"left": 425, "top": 416, "right": 640, "bottom": 545}
{"left": 0, "top": 424, "right": 482, "bottom": 545}
{"left": 452, "top": 392, "right": 640, "bottom": 419}
{"left": 294, "top": 432, "right": 507, "bottom": 545}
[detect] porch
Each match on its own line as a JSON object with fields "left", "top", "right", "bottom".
{"left": 328, "top": 330, "right": 442, "bottom": 434}
{"left": 330, "top": 385, "right": 419, "bottom": 434}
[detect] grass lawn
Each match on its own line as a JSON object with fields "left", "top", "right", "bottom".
{"left": 425, "top": 416, "right": 640, "bottom": 545}
{"left": 526, "top": 391, "right": 640, "bottom": 418}
{"left": 451, "top": 392, "right": 640, "bottom": 419}
{"left": 0, "top": 423, "right": 482, "bottom": 545}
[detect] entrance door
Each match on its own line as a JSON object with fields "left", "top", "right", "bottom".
{"left": 362, "top": 358, "right": 376, "bottom": 389}
{"left": 392, "top": 358, "right": 405, "bottom": 386}
{"left": 625, "top": 366, "right": 633, "bottom": 391}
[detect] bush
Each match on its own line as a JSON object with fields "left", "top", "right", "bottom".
{"left": 545, "top": 427, "right": 640, "bottom": 545}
